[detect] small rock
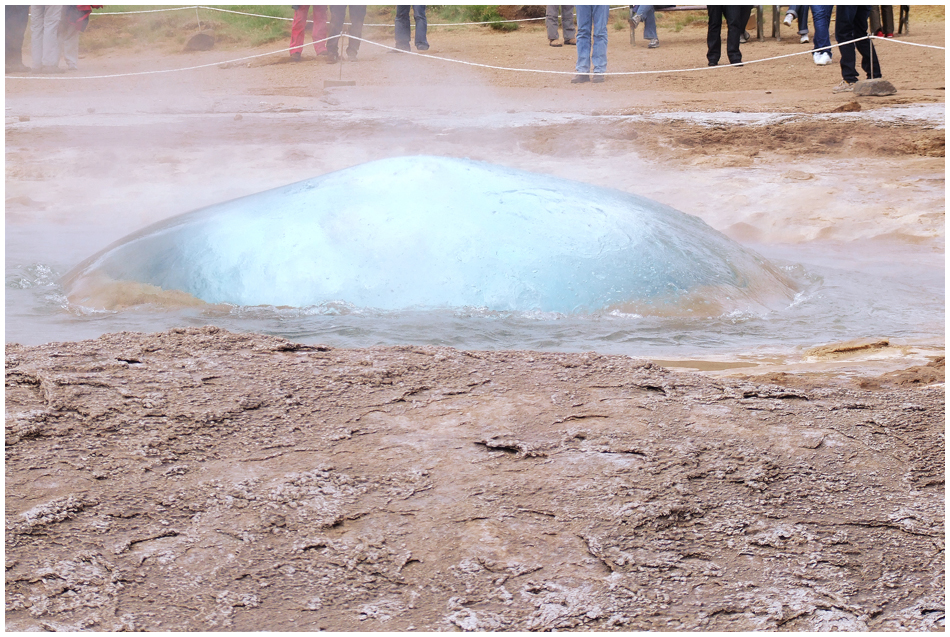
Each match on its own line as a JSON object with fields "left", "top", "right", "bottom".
{"left": 18, "top": 115, "right": 29, "bottom": 122}
{"left": 234, "top": 114, "right": 243, "bottom": 121}
{"left": 832, "top": 101, "right": 861, "bottom": 113}
{"left": 186, "top": 32, "right": 215, "bottom": 52}
{"left": 853, "top": 78, "right": 897, "bottom": 96}
{"left": 87, "top": 107, "right": 95, "bottom": 114}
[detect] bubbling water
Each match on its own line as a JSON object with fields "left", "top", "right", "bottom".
{"left": 63, "top": 156, "right": 796, "bottom": 316}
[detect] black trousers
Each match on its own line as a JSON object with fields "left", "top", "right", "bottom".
{"left": 706, "top": 5, "right": 751, "bottom": 65}
{"left": 328, "top": 5, "right": 367, "bottom": 56}
{"left": 5, "top": 5, "right": 30, "bottom": 69}
{"left": 835, "top": 5, "right": 881, "bottom": 82}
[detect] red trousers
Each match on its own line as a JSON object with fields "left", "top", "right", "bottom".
{"left": 290, "top": 5, "right": 328, "bottom": 56}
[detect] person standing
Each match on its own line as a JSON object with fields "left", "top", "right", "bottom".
{"left": 545, "top": 5, "right": 575, "bottom": 47}
{"left": 290, "top": 5, "right": 328, "bottom": 61}
{"left": 395, "top": 5, "right": 428, "bottom": 51}
{"left": 833, "top": 5, "right": 882, "bottom": 93}
{"left": 706, "top": 5, "right": 751, "bottom": 66}
{"left": 5, "top": 5, "right": 31, "bottom": 73}
{"left": 30, "top": 5, "right": 63, "bottom": 73}
{"left": 572, "top": 4, "right": 608, "bottom": 83}
{"left": 326, "top": 5, "right": 366, "bottom": 63}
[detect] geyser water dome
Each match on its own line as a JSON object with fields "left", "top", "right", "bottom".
{"left": 63, "top": 156, "right": 796, "bottom": 315}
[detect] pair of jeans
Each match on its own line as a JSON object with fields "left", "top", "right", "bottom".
{"left": 835, "top": 5, "right": 881, "bottom": 82}
{"left": 811, "top": 5, "right": 833, "bottom": 58}
{"left": 575, "top": 4, "right": 608, "bottom": 73}
{"left": 635, "top": 5, "right": 657, "bottom": 40}
{"left": 395, "top": 5, "right": 428, "bottom": 50}
{"left": 29, "top": 5, "right": 62, "bottom": 69}
{"left": 545, "top": 5, "right": 575, "bottom": 41}
{"left": 327, "top": 5, "right": 366, "bottom": 57}
{"left": 706, "top": 5, "right": 750, "bottom": 64}
{"left": 787, "top": 5, "right": 810, "bottom": 35}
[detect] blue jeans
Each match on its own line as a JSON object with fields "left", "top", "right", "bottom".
{"left": 635, "top": 5, "right": 657, "bottom": 40}
{"left": 576, "top": 5, "right": 608, "bottom": 73}
{"left": 787, "top": 5, "right": 810, "bottom": 35}
{"left": 811, "top": 5, "right": 833, "bottom": 58}
{"left": 395, "top": 5, "right": 427, "bottom": 50}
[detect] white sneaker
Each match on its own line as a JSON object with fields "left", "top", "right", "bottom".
{"left": 800, "top": 34, "right": 809, "bottom": 44}
{"left": 783, "top": 13, "right": 794, "bottom": 27}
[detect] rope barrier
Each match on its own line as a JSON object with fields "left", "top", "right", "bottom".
{"left": 92, "top": 5, "right": 630, "bottom": 27}
{"left": 5, "top": 28, "right": 942, "bottom": 81}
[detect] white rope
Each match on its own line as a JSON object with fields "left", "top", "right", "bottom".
{"left": 93, "top": 6, "right": 198, "bottom": 15}
{"left": 93, "top": 5, "right": 630, "bottom": 27}
{"left": 869, "top": 34, "right": 946, "bottom": 50}
{"left": 6, "top": 32, "right": 943, "bottom": 81}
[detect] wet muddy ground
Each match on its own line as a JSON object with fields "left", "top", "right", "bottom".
{"left": 4, "top": 328, "right": 945, "bottom": 631}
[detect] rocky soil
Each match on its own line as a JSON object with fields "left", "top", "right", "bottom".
{"left": 5, "top": 328, "right": 944, "bottom": 631}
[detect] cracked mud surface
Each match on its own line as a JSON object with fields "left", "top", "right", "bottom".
{"left": 5, "top": 328, "right": 944, "bottom": 631}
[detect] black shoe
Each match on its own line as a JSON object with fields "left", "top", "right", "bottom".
{"left": 707, "top": 61, "right": 718, "bottom": 66}
{"left": 571, "top": 74, "right": 590, "bottom": 83}
{"left": 289, "top": 53, "right": 302, "bottom": 62}
{"left": 345, "top": 50, "right": 358, "bottom": 61}
{"left": 592, "top": 73, "right": 605, "bottom": 83}
{"left": 326, "top": 53, "right": 339, "bottom": 64}
{"left": 415, "top": 43, "right": 429, "bottom": 51}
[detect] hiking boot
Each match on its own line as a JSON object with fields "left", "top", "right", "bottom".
{"left": 592, "top": 73, "right": 605, "bottom": 83}
{"left": 648, "top": 38, "right": 659, "bottom": 48}
{"left": 549, "top": 38, "right": 562, "bottom": 47}
{"left": 326, "top": 53, "right": 340, "bottom": 64}
{"left": 289, "top": 53, "right": 302, "bottom": 62}
{"left": 832, "top": 79, "right": 856, "bottom": 93}
{"left": 564, "top": 38, "right": 576, "bottom": 45}
{"left": 571, "top": 74, "right": 590, "bottom": 84}
{"left": 630, "top": 13, "right": 642, "bottom": 29}
{"left": 345, "top": 50, "right": 358, "bottom": 61}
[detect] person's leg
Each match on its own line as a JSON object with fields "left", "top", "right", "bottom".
{"left": 6, "top": 5, "right": 30, "bottom": 70}
{"left": 290, "top": 5, "right": 308, "bottom": 57}
{"left": 724, "top": 5, "right": 742, "bottom": 64}
{"left": 545, "top": 5, "right": 560, "bottom": 40}
{"left": 346, "top": 5, "right": 366, "bottom": 57}
{"left": 835, "top": 5, "right": 859, "bottom": 83}
{"left": 311, "top": 5, "right": 328, "bottom": 54}
{"left": 591, "top": 4, "right": 608, "bottom": 73}
{"left": 852, "top": 5, "right": 881, "bottom": 78}
{"left": 869, "top": 5, "right": 882, "bottom": 34}
{"left": 395, "top": 5, "right": 411, "bottom": 49}
{"left": 327, "top": 5, "right": 345, "bottom": 58}
{"left": 812, "top": 5, "right": 833, "bottom": 59}
{"left": 880, "top": 5, "right": 894, "bottom": 35}
{"left": 60, "top": 15, "right": 80, "bottom": 69}
{"left": 706, "top": 6, "right": 723, "bottom": 65}
{"left": 575, "top": 5, "right": 592, "bottom": 73}
{"left": 562, "top": 6, "right": 575, "bottom": 41}
{"left": 413, "top": 6, "right": 428, "bottom": 49}
{"left": 797, "top": 4, "right": 810, "bottom": 35}
{"left": 40, "top": 4, "right": 61, "bottom": 68}
{"left": 638, "top": 5, "right": 657, "bottom": 41}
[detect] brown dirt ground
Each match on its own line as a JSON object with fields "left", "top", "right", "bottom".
{"left": 4, "top": 7, "right": 946, "bottom": 632}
